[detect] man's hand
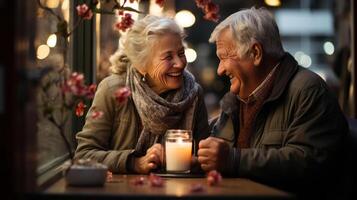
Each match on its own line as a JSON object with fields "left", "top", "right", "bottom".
{"left": 197, "top": 137, "right": 231, "bottom": 172}
{"left": 134, "top": 143, "right": 163, "bottom": 174}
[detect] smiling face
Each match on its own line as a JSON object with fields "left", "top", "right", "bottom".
{"left": 216, "top": 28, "right": 255, "bottom": 97}
{"left": 145, "top": 33, "right": 187, "bottom": 94}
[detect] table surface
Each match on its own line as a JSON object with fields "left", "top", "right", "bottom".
{"left": 43, "top": 174, "right": 293, "bottom": 199}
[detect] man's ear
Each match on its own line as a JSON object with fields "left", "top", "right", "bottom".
{"left": 251, "top": 43, "right": 262, "bottom": 66}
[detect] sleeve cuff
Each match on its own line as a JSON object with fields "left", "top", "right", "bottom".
{"left": 225, "top": 147, "right": 240, "bottom": 177}
{"left": 125, "top": 150, "right": 137, "bottom": 173}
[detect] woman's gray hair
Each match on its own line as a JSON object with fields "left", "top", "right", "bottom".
{"left": 110, "top": 15, "right": 185, "bottom": 74}
{"left": 209, "top": 7, "right": 285, "bottom": 58}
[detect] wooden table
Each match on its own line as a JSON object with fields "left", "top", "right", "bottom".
{"left": 41, "top": 175, "right": 293, "bottom": 199}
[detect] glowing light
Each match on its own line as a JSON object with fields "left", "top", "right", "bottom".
{"left": 47, "top": 34, "right": 57, "bottom": 48}
{"left": 294, "top": 51, "right": 312, "bottom": 68}
{"left": 62, "top": 0, "right": 70, "bottom": 22}
{"left": 265, "top": 0, "right": 281, "bottom": 7}
{"left": 46, "top": 0, "right": 60, "bottom": 8}
{"left": 37, "top": 45, "right": 50, "bottom": 60}
{"left": 149, "top": 0, "right": 164, "bottom": 16}
{"left": 185, "top": 48, "right": 197, "bottom": 63}
{"left": 61, "top": 0, "right": 69, "bottom": 10}
{"left": 294, "top": 51, "right": 304, "bottom": 61}
{"left": 323, "top": 41, "right": 335, "bottom": 55}
{"left": 300, "top": 54, "right": 312, "bottom": 68}
{"left": 175, "top": 10, "right": 196, "bottom": 28}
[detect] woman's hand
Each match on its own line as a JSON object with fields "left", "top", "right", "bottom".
{"left": 134, "top": 143, "right": 163, "bottom": 174}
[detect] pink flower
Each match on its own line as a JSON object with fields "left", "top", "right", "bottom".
{"left": 155, "top": 0, "right": 165, "bottom": 7}
{"left": 91, "top": 110, "right": 104, "bottom": 120}
{"left": 75, "top": 101, "right": 87, "bottom": 117}
{"left": 131, "top": 176, "right": 145, "bottom": 185}
{"left": 148, "top": 173, "right": 164, "bottom": 187}
{"left": 62, "top": 72, "right": 87, "bottom": 96}
{"left": 206, "top": 170, "right": 222, "bottom": 186}
{"left": 85, "top": 84, "right": 97, "bottom": 99}
{"left": 76, "top": 4, "right": 93, "bottom": 20}
{"left": 114, "top": 13, "right": 134, "bottom": 32}
{"left": 114, "top": 86, "right": 131, "bottom": 104}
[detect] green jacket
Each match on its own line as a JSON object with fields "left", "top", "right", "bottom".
{"left": 212, "top": 53, "right": 348, "bottom": 193}
{"left": 74, "top": 73, "right": 209, "bottom": 173}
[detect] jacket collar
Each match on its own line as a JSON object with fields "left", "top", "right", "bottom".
{"left": 219, "top": 52, "right": 298, "bottom": 115}
{"left": 266, "top": 52, "right": 299, "bottom": 102}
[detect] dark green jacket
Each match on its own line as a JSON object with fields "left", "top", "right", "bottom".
{"left": 75, "top": 73, "right": 209, "bottom": 173}
{"left": 212, "top": 53, "right": 348, "bottom": 194}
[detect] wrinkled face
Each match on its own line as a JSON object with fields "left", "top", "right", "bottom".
{"left": 216, "top": 28, "right": 254, "bottom": 96}
{"left": 145, "top": 33, "right": 187, "bottom": 94}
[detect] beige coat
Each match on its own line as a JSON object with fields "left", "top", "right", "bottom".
{"left": 74, "top": 73, "right": 209, "bottom": 173}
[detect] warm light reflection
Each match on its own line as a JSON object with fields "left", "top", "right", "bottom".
{"left": 37, "top": 44, "right": 50, "bottom": 60}
{"left": 149, "top": 0, "right": 164, "bottom": 16}
{"left": 47, "top": 34, "right": 57, "bottom": 48}
{"left": 62, "top": 0, "right": 70, "bottom": 22}
{"left": 265, "top": 0, "right": 281, "bottom": 7}
{"left": 45, "top": 0, "right": 60, "bottom": 8}
{"left": 175, "top": 10, "right": 196, "bottom": 28}
{"left": 323, "top": 41, "right": 335, "bottom": 55}
{"left": 185, "top": 48, "right": 197, "bottom": 63}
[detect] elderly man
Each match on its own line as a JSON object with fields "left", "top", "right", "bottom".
{"left": 197, "top": 7, "right": 347, "bottom": 197}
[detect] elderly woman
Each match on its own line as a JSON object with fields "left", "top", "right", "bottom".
{"left": 74, "top": 15, "right": 209, "bottom": 174}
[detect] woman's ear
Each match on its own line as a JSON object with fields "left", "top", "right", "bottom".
{"left": 251, "top": 43, "right": 262, "bottom": 66}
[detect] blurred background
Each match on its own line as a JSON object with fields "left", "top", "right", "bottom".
{"left": 34, "top": 0, "right": 352, "bottom": 116}
{"left": 0, "top": 0, "right": 354, "bottom": 198}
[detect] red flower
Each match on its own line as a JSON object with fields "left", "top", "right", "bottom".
{"left": 114, "top": 86, "right": 131, "bottom": 104}
{"left": 155, "top": 0, "right": 165, "bottom": 7}
{"left": 86, "top": 84, "right": 97, "bottom": 99}
{"left": 148, "top": 173, "right": 164, "bottom": 187}
{"left": 195, "top": 0, "right": 210, "bottom": 9}
{"left": 76, "top": 4, "right": 93, "bottom": 20}
{"left": 114, "top": 13, "right": 134, "bottom": 32}
{"left": 194, "top": 0, "right": 220, "bottom": 22}
{"left": 75, "top": 101, "right": 87, "bottom": 117}
{"left": 204, "top": 2, "right": 219, "bottom": 13}
{"left": 206, "top": 170, "right": 222, "bottom": 186}
{"left": 204, "top": 11, "right": 220, "bottom": 22}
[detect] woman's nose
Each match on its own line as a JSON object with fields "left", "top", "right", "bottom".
{"left": 173, "top": 55, "right": 186, "bottom": 69}
{"left": 217, "top": 62, "right": 225, "bottom": 76}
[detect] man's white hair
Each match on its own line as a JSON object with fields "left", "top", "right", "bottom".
{"left": 209, "top": 7, "right": 285, "bottom": 58}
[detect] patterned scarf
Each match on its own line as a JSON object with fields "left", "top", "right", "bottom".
{"left": 126, "top": 66, "right": 199, "bottom": 156}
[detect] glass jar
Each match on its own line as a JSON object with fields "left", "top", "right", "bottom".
{"left": 163, "top": 129, "right": 192, "bottom": 173}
